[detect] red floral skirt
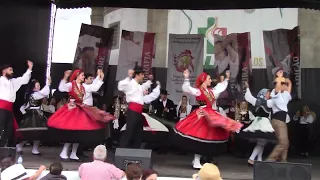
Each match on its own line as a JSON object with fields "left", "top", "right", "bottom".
{"left": 175, "top": 107, "right": 243, "bottom": 143}
{"left": 47, "top": 103, "right": 115, "bottom": 130}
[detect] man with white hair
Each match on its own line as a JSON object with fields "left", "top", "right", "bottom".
{"left": 79, "top": 145, "right": 125, "bottom": 180}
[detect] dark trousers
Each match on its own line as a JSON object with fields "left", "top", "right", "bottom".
{"left": 0, "top": 109, "right": 14, "bottom": 147}
{"left": 119, "top": 109, "right": 143, "bottom": 148}
{"left": 298, "top": 125, "right": 309, "bottom": 153}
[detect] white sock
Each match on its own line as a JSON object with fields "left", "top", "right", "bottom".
{"left": 257, "top": 145, "right": 265, "bottom": 161}
{"left": 32, "top": 140, "right": 40, "bottom": 154}
{"left": 60, "top": 143, "right": 71, "bottom": 159}
{"left": 16, "top": 141, "right": 27, "bottom": 152}
{"left": 249, "top": 144, "right": 263, "bottom": 161}
{"left": 70, "top": 143, "right": 79, "bottom": 160}
{"left": 193, "top": 154, "right": 202, "bottom": 169}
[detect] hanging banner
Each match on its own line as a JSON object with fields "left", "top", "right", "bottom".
{"left": 204, "top": 33, "right": 251, "bottom": 101}
{"left": 167, "top": 34, "right": 204, "bottom": 105}
{"left": 263, "top": 26, "right": 300, "bottom": 98}
{"left": 73, "top": 23, "right": 114, "bottom": 76}
{"left": 116, "top": 30, "right": 156, "bottom": 81}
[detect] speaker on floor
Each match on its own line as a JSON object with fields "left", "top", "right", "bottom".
{"left": 254, "top": 161, "right": 311, "bottom": 180}
{"left": 114, "top": 148, "right": 152, "bottom": 170}
{"left": 0, "top": 147, "right": 16, "bottom": 161}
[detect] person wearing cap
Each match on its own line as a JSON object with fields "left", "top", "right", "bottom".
{"left": 118, "top": 66, "right": 159, "bottom": 148}
{"left": 0, "top": 61, "right": 33, "bottom": 147}
{"left": 1, "top": 163, "right": 46, "bottom": 180}
{"left": 152, "top": 89, "right": 176, "bottom": 121}
{"left": 192, "top": 163, "right": 222, "bottom": 180}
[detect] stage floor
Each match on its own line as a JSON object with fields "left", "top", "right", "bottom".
{"left": 20, "top": 147, "right": 319, "bottom": 180}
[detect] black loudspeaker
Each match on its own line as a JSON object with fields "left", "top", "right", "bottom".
{"left": 114, "top": 148, "right": 152, "bottom": 170}
{"left": 254, "top": 161, "right": 311, "bottom": 180}
{"left": 0, "top": 147, "right": 16, "bottom": 161}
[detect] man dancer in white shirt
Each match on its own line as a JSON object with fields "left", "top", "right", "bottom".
{"left": 266, "top": 76, "right": 292, "bottom": 162}
{"left": 82, "top": 70, "right": 104, "bottom": 106}
{"left": 0, "top": 61, "right": 33, "bottom": 147}
{"left": 118, "top": 66, "right": 156, "bottom": 148}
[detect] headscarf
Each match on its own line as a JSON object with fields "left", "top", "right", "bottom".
{"left": 195, "top": 72, "right": 208, "bottom": 88}
{"left": 69, "top": 69, "right": 82, "bottom": 82}
{"left": 255, "top": 88, "right": 270, "bottom": 113}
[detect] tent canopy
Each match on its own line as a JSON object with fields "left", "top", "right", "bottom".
{"left": 16, "top": 0, "right": 320, "bottom": 10}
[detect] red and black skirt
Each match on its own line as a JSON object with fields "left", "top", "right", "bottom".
{"left": 47, "top": 103, "right": 115, "bottom": 145}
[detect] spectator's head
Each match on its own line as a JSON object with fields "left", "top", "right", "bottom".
{"left": 303, "top": 105, "right": 310, "bottom": 115}
{"left": 126, "top": 164, "right": 142, "bottom": 180}
{"left": 84, "top": 73, "right": 94, "bottom": 84}
{"left": 49, "top": 162, "right": 63, "bottom": 175}
{"left": 93, "top": 145, "right": 107, "bottom": 161}
{"left": 1, "top": 64, "right": 13, "bottom": 79}
{"left": 160, "top": 90, "right": 168, "bottom": 101}
{"left": 192, "top": 163, "right": 222, "bottom": 180}
{"left": 240, "top": 100, "right": 248, "bottom": 111}
{"left": 181, "top": 95, "right": 188, "bottom": 105}
{"left": 142, "top": 169, "right": 158, "bottom": 180}
{"left": 1, "top": 157, "right": 14, "bottom": 172}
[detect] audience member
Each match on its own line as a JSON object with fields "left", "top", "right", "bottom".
{"left": 1, "top": 164, "right": 46, "bottom": 180}
{"left": 79, "top": 145, "right": 125, "bottom": 180}
{"left": 1, "top": 157, "right": 15, "bottom": 172}
{"left": 142, "top": 169, "right": 158, "bottom": 180}
{"left": 152, "top": 89, "right": 176, "bottom": 121}
{"left": 40, "top": 162, "right": 66, "bottom": 180}
{"left": 125, "top": 164, "right": 143, "bottom": 180}
{"left": 192, "top": 163, "right": 222, "bottom": 180}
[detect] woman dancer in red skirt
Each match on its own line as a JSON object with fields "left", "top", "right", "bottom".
{"left": 47, "top": 69, "right": 115, "bottom": 161}
{"left": 174, "top": 70, "right": 242, "bottom": 169}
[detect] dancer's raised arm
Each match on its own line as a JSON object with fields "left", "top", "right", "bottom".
{"left": 58, "top": 70, "right": 72, "bottom": 92}
{"left": 182, "top": 70, "right": 200, "bottom": 96}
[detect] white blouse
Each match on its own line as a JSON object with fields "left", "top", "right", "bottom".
{"left": 182, "top": 78, "right": 229, "bottom": 98}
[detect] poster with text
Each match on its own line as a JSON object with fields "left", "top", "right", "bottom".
{"left": 205, "top": 33, "right": 251, "bottom": 103}
{"left": 116, "top": 30, "right": 156, "bottom": 81}
{"left": 263, "top": 26, "right": 300, "bottom": 99}
{"left": 73, "top": 23, "right": 114, "bottom": 77}
{"left": 167, "top": 34, "right": 204, "bottom": 105}
{"left": 73, "top": 24, "right": 114, "bottom": 95}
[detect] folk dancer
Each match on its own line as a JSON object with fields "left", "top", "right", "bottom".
{"left": 241, "top": 82, "right": 275, "bottom": 165}
{"left": 174, "top": 70, "right": 242, "bottom": 169}
{"left": 0, "top": 61, "right": 33, "bottom": 147}
{"left": 266, "top": 70, "right": 292, "bottom": 162}
{"left": 117, "top": 66, "right": 157, "bottom": 148}
{"left": 47, "top": 69, "right": 115, "bottom": 161}
{"left": 16, "top": 78, "right": 51, "bottom": 155}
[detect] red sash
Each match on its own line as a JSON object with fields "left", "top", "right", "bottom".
{"left": 128, "top": 102, "right": 150, "bottom": 127}
{"left": 0, "top": 100, "right": 21, "bottom": 138}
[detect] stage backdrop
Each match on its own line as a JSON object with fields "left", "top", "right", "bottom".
{"left": 72, "top": 23, "right": 114, "bottom": 94}
{"left": 203, "top": 33, "right": 251, "bottom": 101}
{"left": 116, "top": 30, "right": 156, "bottom": 81}
{"left": 166, "top": 34, "right": 204, "bottom": 105}
{"left": 262, "top": 26, "right": 300, "bottom": 99}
